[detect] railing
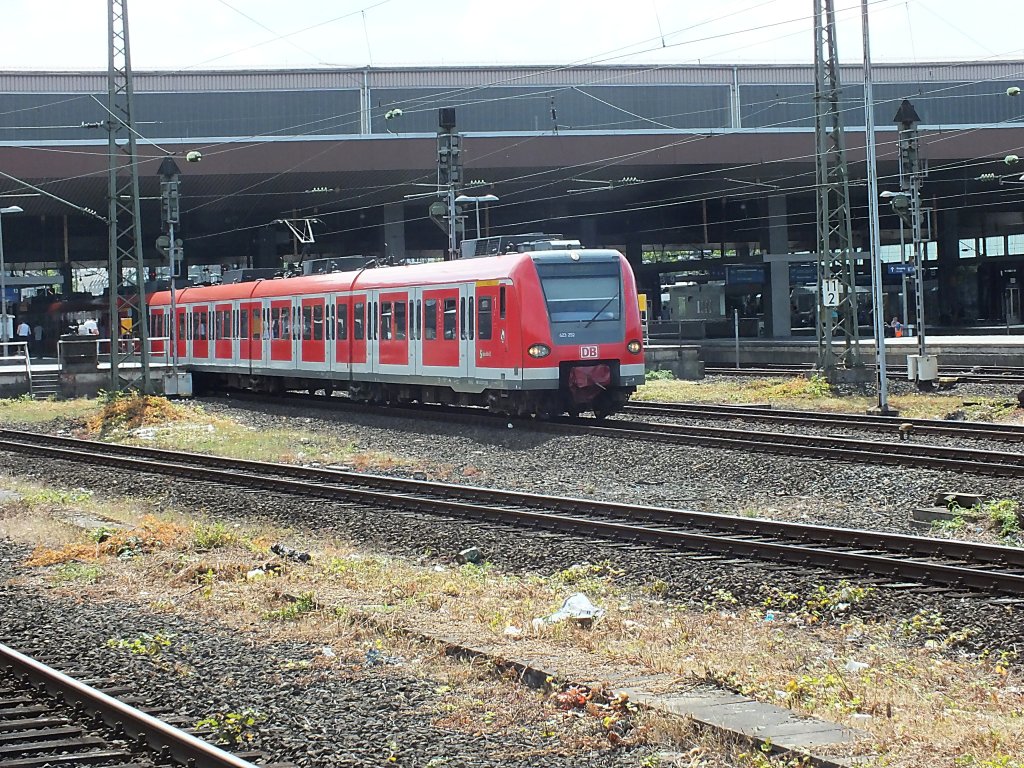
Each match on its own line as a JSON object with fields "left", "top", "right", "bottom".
{"left": 0, "top": 341, "right": 33, "bottom": 389}
{"left": 57, "top": 336, "right": 171, "bottom": 366}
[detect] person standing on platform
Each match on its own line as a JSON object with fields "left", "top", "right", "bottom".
{"left": 890, "top": 316, "right": 903, "bottom": 338}
{"left": 16, "top": 319, "right": 30, "bottom": 353}
{"left": 32, "top": 323, "right": 43, "bottom": 356}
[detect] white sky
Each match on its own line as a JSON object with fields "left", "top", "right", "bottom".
{"left": 0, "top": 0, "right": 1021, "bottom": 72}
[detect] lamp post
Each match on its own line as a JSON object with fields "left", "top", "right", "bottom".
{"left": 454, "top": 194, "right": 499, "bottom": 238}
{"left": 0, "top": 205, "right": 24, "bottom": 350}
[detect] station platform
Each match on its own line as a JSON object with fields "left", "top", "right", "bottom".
{"left": 691, "top": 334, "right": 1024, "bottom": 369}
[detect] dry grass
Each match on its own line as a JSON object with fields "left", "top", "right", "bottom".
{"left": 0, "top": 396, "right": 98, "bottom": 424}
{"left": 3, "top": 483, "right": 1022, "bottom": 768}
{"left": 635, "top": 376, "right": 1023, "bottom": 422}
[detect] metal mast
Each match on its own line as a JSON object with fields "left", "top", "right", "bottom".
{"left": 107, "top": 0, "right": 151, "bottom": 392}
{"left": 813, "top": 0, "right": 862, "bottom": 377}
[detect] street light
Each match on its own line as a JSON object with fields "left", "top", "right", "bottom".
{"left": 454, "top": 194, "right": 499, "bottom": 238}
{"left": 0, "top": 205, "right": 24, "bottom": 350}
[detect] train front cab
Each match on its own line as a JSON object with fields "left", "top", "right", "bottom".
{"left": 522, "top": 249, "right": 645, "bottom": 417}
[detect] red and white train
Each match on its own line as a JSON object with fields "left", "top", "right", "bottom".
{"left": 148, "top": 238, "right": 645, "bottom": 417}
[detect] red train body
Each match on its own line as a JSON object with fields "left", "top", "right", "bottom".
{"left": 148, "top": 246, "right": 645, "bottom": 417}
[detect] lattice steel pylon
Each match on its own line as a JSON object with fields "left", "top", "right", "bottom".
{"left": 813, "top": 0, "right": 862, "bottom": 377}
{"left": 106, "top": 0, "right": 151, "bottom": 392}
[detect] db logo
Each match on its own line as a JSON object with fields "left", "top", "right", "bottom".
{"left": 579, "top": 345, "right": 599, "bottom": 359}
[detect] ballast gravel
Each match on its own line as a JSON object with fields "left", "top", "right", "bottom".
{"left": 194, "top": 395, "right": 1024, "bottom": 539}
{"left": 0, "top": 537, "right": 654, "bottom": 768}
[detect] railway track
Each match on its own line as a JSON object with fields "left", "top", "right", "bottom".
{"left": 228, "top": 392, "right": 1024, "bottom": 478}
{"left": 703, "top": 365, "right": 1024, "bottom": 385}
{"left": 0, "top": 642, "right": 268, "bottom": 768}
{"left": 2, "top": 429, "right": 1023, "bottom": 597}
{"left": 623, "top": 400, "right": 1024, "bottom": 442}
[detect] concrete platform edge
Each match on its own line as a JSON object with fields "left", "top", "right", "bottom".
{"left": 348, "top": 608, "right": 872, "bottom": 767}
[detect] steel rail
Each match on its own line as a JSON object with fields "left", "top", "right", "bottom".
{"left": 0, "top": 642, "right": 260, "bottom": 768}
{"left": 622, "top": 401, "right": 1024, "bottom": 442}
{"left": 2, "top": 430, "right": 1023, "bottom": 595}
{"left": 702, "top": 365, "right": 1024, "bottom": 384}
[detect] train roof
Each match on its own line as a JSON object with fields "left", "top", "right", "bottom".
{"left": 151, "top": 248, "right": 626, "bottom": 305}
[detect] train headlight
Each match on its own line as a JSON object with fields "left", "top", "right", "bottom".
{"left": 627, "top": 339, "right": 642, "bottom": 354}
{"left": 527, "top": 343, "right": 551, "bottom": 358}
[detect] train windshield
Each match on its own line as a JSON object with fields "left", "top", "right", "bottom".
{"left": 536, "top": 262, "right": 622, "bottom": 323}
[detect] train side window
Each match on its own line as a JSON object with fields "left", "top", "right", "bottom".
{"left": 240, "top": 308, "right": 248, "bottom": 340}
{"left": 425, "top": 299, "right": 437, "bottom": 340}
{"left": 478, "top": 296, "right": 492, "bottom": 340}
{"left": 215, "top": 311, "right": 223, "bottom": 340}
{"left": 179, "top": 313, "right": 187, "bottom": 340}
{"left": 251, "top": 309, "right": 262, "bottom": 339}
{"left": 281, "top": 306, "right": 291, "bottom": 339}
{"left": 354, "top": 302, "right": 365, "bottom": 340}
{"left": 380, "top": 301, "right": 392, "bottom": 340}
{"left": 338, "top": 303, "right": 348, "bottom": 340}
{"left": 395, "top": 300, "right": 407, "bottom": 341}
{"left": 459, "top": 297, "right": 466, "bottom": 340}
{"left": 499, "top": 286, "right": 506, "bottom": 319}
{"left": 302, "top": 307, "right": 313, "bottom": 341}
{"left": 313, "top": 304, "right": 323, "bottom": 341}
{"left": 443, "top": 299, "right": 456, "bottom": 340}
{"left": 468, "top": 297, "right": 474, "bottom": 340}
{"left": 270, "top": 308, "right": 280, "bottom": 339}
{"left": 414, "top": 300, "right": 421, "bottom": 340}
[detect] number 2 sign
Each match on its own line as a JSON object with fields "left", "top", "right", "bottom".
{"left": 822, "top": 279, "right": 841, "bottom": 308}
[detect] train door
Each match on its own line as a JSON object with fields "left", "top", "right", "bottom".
{"left": 268, "top": 298, "right": 293, "bottom": 368}
{"left": 333, "top": 296, "right": 351, "bottom": 378}
{"left": 377, "top": 290, "right": 410, "bottom": 373}
{"left": 192, "top": 304, "right": 209, "bottom": 359}
{"left": 348, "top": 293, "right": 371, "bottom": 379}
{"left": 473, "top": 281, "right": 512, "bottom": 376}
{"left": 420, "top": 286, "right": 461, "bottom": 376}
{"left": 176, "top": 306, "right": 188, "bottom": 363}
{"left": 213, "top": 303, "right": 232, "bottom": 362}
{"left": 300, "top": 296, "right": 326, "bottom": 366}
{"left": 239, "top": 300, "right": 261, "bottom": 365}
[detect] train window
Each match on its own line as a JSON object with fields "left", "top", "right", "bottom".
{"left": 271, "top": 308, "right": 281, "bottom": 339}
{"left": 354, "top": 302, "right": 365, "bottom": 340}
{"left": 394, "top": 301, "right": 406, "bottom": 341}
{"left": 337, "top": 302, "right": 348, "bottom": 340}
{"left": 443, "top": 299, "right": 456, "bottom": 340}
{"left": 325, "top": 304, "right": 333, "bottom": 341}
{"left": 313, "top": 304, "right": 323, "bottom": 341}
{"left": 459, "top": 297, "right": 466, "bottom": 340}
{"left": 478, "top": 296, "right": 492, "bottom": 340}
{"left": 415, "top": 300, "right": 421, "bottom": 340}
{"left": 425, "top": 299, "right": 437, "bottom": 340}
{"left": 251, "top": 309, "right": 261, "bottom": 339}
{"left": 239, "top": 308, "right": 248, "bottom": 340}
{"left": 380, "top": 302, "right": 392, "bottom": 340}
{"left": 214, "top": 311, "right": 223, "bottom": 340}
{"left": 179, "top": 313, "right": 187, "bottom": 341}
{"left": 536, "top": 262, "right": 621, "bottom": 323}
{"left": 468, "top": 297, "right": 474, "bottom": 340}
{"left": 302, "top": 307, "right": 313, "bottom": 341}
{"left": 282, "top": 306, "right": 291, "bottom": 339}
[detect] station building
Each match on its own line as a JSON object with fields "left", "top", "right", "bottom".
{"left": 1, "top": 61, "right": 1023, "bottom": 342}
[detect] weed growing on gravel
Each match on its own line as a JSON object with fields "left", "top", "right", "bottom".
{"left": 107, "top": 632, "right": 173, "bottom": 656}
{"left": 194, "top": 710, "right": 264, "bottom": 746}
{"left": 939, "top": 499, "right": 1022, "bottom": 542}
{"left": 264, "top": 591, "right": 318, "bottom": 621}
{"left": 88, "top": 392, "right": 189, "bottom": 436}
{"left": 22, "top": 488, "right": 92, "bottom": 506}
{"left": 51, "top": 562, "right": 102, "bottom": 583}
{"left": 190, "top": 521, "right": 234, "bottom": 550}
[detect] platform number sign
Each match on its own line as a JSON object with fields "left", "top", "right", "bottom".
{"left": 822, "top": 279, "right": 841, "bottom": 308}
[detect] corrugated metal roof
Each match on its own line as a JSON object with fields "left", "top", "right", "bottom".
{"left": 3, "top": 61, "right": 1021, "bottom": 92}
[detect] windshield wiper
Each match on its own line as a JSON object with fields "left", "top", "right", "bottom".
{"left": 584, "top": 293, "right": 619, "bottom": 328}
